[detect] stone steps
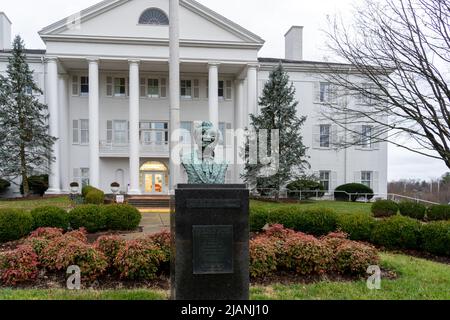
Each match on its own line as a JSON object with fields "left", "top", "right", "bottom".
{"left": 128, "top": 196, "right": 170, "bottom": 209}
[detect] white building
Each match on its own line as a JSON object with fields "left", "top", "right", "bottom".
{"left": 0, "top": 0, "right": 387, "bottom": 197}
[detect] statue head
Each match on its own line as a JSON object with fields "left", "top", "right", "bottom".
{"left": 193, "top": 121, "right": 220, "bottom": 154}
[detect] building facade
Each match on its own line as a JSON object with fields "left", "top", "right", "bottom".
{"left": 0, "top": 0, "right": 387, "bottom": 197}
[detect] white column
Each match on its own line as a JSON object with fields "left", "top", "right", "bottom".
{"left": 58, "top": 74, "right": 70, "bottom": 193}
{"left": 45, "top": 57, "right": 61, "bottom": 194}
{"left": 88, "top": 58, "right": 100, "bottom": 188}
{"left": 169, "top": 0, "right": 181, "bottom": 192}
{"left": 208, "top": 62, "right": 220, "bottom": 129}
{"left": 247, "top": 64, "right": 258, "bottom": 124}
{"left": 234, "top": 79, "right": 245, "bottom": 183}
{"left": 128, "top": 60, "right": 141, "bottom": 195}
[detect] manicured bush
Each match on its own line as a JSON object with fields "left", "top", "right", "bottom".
{"left": 85, "top": 190, "right": 105, "bottom": 205}
{"left": 0, "top": 245, "right": 39, "bottom": 286}
{"left": 336, "top": 213, "right": 376, "bottom": 241}
{"left": 249, "top": 206, "right": 271, "bottom": 232}
{"left": 281, "top": 233, "right": 333, "bottom": 275}
{"left": 427, "top": 205, "right": 450, "bottom": 221}
{"left": 333, "top": 241, "right": 379, "bottom": 275}
{"left": 421, "top": 222, "right": 450, "bottom": 256}
{"left": 249, "top": 236, "right": 278, "bottom": 278}
{"left": 371, "top": 215, "right": 421, "bottom": 250}
{"left": 0, "top": 179, "right": 11, "bottom": 193}
{"left": 286, "top": 179, "right": 325, "bottom": 200}
{"left": 146, "top": 230, "right": 171, "bottom": 263}
{"left": 65, "top": 228, "right": 88, "bottom": 242}
{"left": 94, "top": 235, "right": 126, "bottom": 265}
{"left": 28, "top": 227, "right": 64, "bottom": 240}
{"left": 371, "top": 200, "right": 398, "bottom": 218}
{"left": 103, "top": 204, "right": 141, "bottom": 231}
{"left": 334, "top": 183, "right": 374, "bottom": 202}
{"left": 67, "top": 205, "right": 107, "bottom": 233}
{"left": 30, "top": 206, "right": 69, "bottom": 230}
{"left": 398, "top": 202, "right": 427, "bottom": 220}
{"left": 114, "top": 240, "right": 166, "bottom": 280}
{"left": 0, "top": 209, "right": 33, "bottom": 243}
{"left": 82, "top": 186, "right": 96, "bottom": 197}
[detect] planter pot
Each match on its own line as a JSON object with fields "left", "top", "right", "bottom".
{"left": 70, "top": 186, "right": 79, "bottom": 194}
{"left": 111, "top": 186, "right": 120, "bottom": 194}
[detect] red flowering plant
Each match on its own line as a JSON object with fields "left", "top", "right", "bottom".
{"left": 94, "top": 235, "right": 126, "bottom": 267}
{"left": 249, "top": 236, "right": 278, "bottom": 278}
{"left": 0, "top": 245, "right": 39, "bottom": 286}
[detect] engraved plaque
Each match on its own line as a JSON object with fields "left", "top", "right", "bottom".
{"left": 193, "top": 225, "right": 233, "bottom": 275}
{"left": 187, "top": 199, "right": 241, "bottom": 209}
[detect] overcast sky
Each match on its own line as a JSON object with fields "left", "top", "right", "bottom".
{"left": 1, "top": 0, "right": 448, "bottom": 181}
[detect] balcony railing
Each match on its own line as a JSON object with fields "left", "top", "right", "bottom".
{"left": 99, "top": 141, "right": 169, "bottom": 157}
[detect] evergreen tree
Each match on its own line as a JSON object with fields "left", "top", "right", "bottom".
{"left": 243, "top": 64, "right": 309, "bottom": 197}
{"left": 0, "top": 36, "right": 56, "bottom": 196}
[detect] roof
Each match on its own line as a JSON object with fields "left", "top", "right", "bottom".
{"left": 0, "top": 12, "right": 12, "bottom": 25}
{"left": 258, "top": 57, "right": 353, "bottom": 67}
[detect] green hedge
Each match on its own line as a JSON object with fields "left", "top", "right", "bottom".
{"left": 286, "top": 179, "right": 325, "bottom": 200}
{"left": 337, "top": 213, "right": 376, "bottom": 241}
{"left": 398, "top": 202, "right": 427, "bottom": 220}
{"left": 334, "top": 183, "right": 374, "bottom": 202}
{"left": 0, "top": 179, "right": 11, "bottom": 193}
{"left": 0, "top": 209, "right": 34, "bottom": 242}
{"left": 371, "top": 215, "right": 422, "bottom": 250}
{"left": 103, "top": 204, "right": 142, "bottom": 231}
{"left": 30, "top": 206, "right": 69, "bottom": 230}
{"left": 82, "top": 186, "right": 105, "bottom": 205}
{"left": 421, "top": 221, "right": 450, "bottom": 256}
{"left": 68, "top": 205, "right": 107, "bottom": 233}
{"left": 427, "top": 205, "right": 450, "bottom": 221}
{"left": 250, "top": 206, "right": 337, "bottom": 236}
{"left": 371, "top": 200, "right": 398, "bottom": 218}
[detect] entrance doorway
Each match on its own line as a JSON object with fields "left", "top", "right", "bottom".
{"left": 140, "top": 161, "right": 168, "bottom": 194}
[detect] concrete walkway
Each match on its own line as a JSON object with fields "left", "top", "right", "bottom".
{"left": 122, "top": 212, "right": 170, "bottom": 240}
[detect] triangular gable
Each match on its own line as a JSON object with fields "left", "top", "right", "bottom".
{"left": 39, "top": 0, "right": 264, "bottom": 46}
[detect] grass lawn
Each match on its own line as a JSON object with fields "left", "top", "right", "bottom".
{"left": 251, "top": 200, "right": 372, "bottom": 215}
{"left": 0, "top": 196, "right": 73, "bottom": 211}
{"left": 0, "top": 253, "right": 448, "bottom": 300}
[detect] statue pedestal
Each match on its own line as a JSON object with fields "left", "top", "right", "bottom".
{"left": 170, "top": 184, "right": 249, "bottom": 300}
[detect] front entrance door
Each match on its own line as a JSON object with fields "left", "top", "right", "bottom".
{"left": 143, "top": 172, "right": 166, "bottom": 194}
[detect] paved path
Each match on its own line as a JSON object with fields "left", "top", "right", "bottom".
{"left": 122, "top": 212, "right": 170, "bottom": 240}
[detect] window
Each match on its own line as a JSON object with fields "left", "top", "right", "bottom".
{"left": 361, "top": 171, "right": 372, "bottom": 188}
{"left": 320, "top": 125, "right": 331, "bottom": 148}
{"left": 225, "top": 80, "right": 232, "bottom": 100}
{"left": 320, "top": 171, "right": 331, "bottom": 192}
{"left": 218, "top": 80, "right": 224, "bottom": 98}
{"left": 320, "top": 82, "right": 331, "bottom": 103}
{"left": 193, "top": 79, "right": 200, "bottom": 99}
{"left": 180, "top": 122, "right": 193, "bottom": 145}
{"left": 25, "top": 85, "right": 33, "bottom": 95}
{"left": 147, "top": 79, "right": 159, "bottom": 98}
{"left": 113, "top": 120, "right": 128, "bottom": 144}
{"left": 140, "top": 122, "right": 169, "bottom": 145}
{"left": 114, "top": 78, "right": 126, "bottom": 96}
{"left": 72, "top": 119, "right": 89, "bottom": 145}
{"left": 361, "top": 125, "right": 373, "bottom": 149}
{"left": 80, "top": 76, "right": 89, "bottom": 95}
{"left": 138, "top": 8, "right": 169, "bottom": 25}
{"left": 181, "top": 80, "right": 192, "bottom": 98}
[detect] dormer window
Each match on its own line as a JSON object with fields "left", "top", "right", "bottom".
{"left": 138, "top": 8, "right": 169, "bottom": 25}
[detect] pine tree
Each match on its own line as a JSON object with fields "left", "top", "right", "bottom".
{"left": 243, "top": 64, "right": 309, "bottom": 197}
{"left": 0, "top": 36, "right": 56, "bottom": 196}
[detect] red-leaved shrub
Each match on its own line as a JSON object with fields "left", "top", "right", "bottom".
{"left": 114, "top": 240, "right": 165, "bottom": 280}
{"left": 145, "top": 230, "right": 171, "bottom": 262}
{"left": 28, "top": 227, "right": 64, "bottom": 240}
{"left": 334, "top": 242, "right": 379, "bottom": 275}
{"left": 94, "top": 235, "right": 126, "bottom": 266}
{"left": 263, "top": 224, "right": 296, "bottom": 240}
{"left": 249, "top": 236, "right": 278, "bottom": 278}
{"left": 0, "top": 245, "right": 39, "bottom": 285}
{"left": 65, "top": 228, "right": 88, "bottom": 242}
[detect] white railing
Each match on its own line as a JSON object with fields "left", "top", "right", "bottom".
{"left": 253, "top": 189, "right": 441, "bottom": 205}
{"left": 99, "top": 141, "right": 169, "bottom": 156}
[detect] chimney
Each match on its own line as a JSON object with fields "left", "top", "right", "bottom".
{"left": 0, "top": 12, "right": 12, "bottom": 51}
{"left": 285, "top": 26, "right": 303, "bottom": 61}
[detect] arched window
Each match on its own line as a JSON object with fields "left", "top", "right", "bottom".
{"left": 138, "top": 8, "right": 169, "bottom": 25}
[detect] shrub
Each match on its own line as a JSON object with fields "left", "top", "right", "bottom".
{"left": 28, "top": 227, "right": 64, "bottom": 240}
{"left": 286, "top": 179, "right": 325, "bottom": 200}
{"left": 249, "top": 206, "right": 271, "bottom": 232}
{"left": 427, "top": 205, "right": 450, "bottom": 221}
{"left": 21, "top": 175, "right": 49, "bottom": 196}
{"left": 333, "top": 241, "right": 379, "bottom": 275}
{"left": 82, "top": 186, "right": 96, "bottom": 197}
{"left": 263, "top": 224, "right": 296, "bottom": 240}
{"left": 85, "top": 190, "right": 105, "bottom": 205}
{"left": 398, "top": 202, "right": 427, "bottom": 220}
{"left": 94, "top": 235, "right": 126, "bottom": 265}
{"left": 336, "top": 213, "right": 376, "bottom": 241}
{"left": 0, "top": 209, "right": 33, "bottom": 243}
{"left": 0, "top": 179, "right": 11, "bottom": 193}
{"left": 114, "top": 240, "right": 165, "bottom": 280}
{"left": 24, "top": 237, "right": 50, "bottom": 256}
{"left": 371, "top": 215, "right": 421, "bottom": 250}
{"left": 67, "top": 205, "right": 107, "bottom": 233}
{"left": 281, "top": 233, "right": 333, "bottom": 275}
{"left": 146, "top": 230, "right": 171, "bottom": 263}
{"left": 0, "top": 245, "right": 39, "bottom": 285}
{"left": 103, "top": 204, "right": 141, "bottom": 231}
{"left": 421, "top": 222, "right": 450, "bottom": 256}
{"left": 371, "top": 200, "right": 398, "bottom": 218}
{"left": 65, "top": 228, "right": 88, "bottom": 242}
{"left": 334, "top": 183, "right": 374, "bottom": 202}
{"left": 249, "top": 236, "right": 278, "bottom": 278}
{"left": 30, "top": 206, "right": 69, "bottom": 230}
